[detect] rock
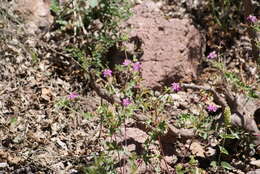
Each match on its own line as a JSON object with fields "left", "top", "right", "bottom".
{"left": 236, "top": 94, "right": 260, "bottom": 118}
{"left": 51, "top": 162, "right": 65, "bottom": 172}
{"left": 250, "top": 159, "right": 260, "bottom": 167}
{"left": 164, "top": 155, "right": 178, "bottom": 165}
{"left": 205, "top": 147, "right": 216, "bottom": 157}
{"left": 12, "top": 0, "right": 53, "bottom": 34}
{"left": 0, "top": 162, "right": 9, "bottom": 168}
{"left": 247, "top": 169, "right": 260, "bottom": 174}
{"left": 119, "top": 128, "right": 148, "bottom": 144}
{"left": 121, "top": 0, "right": 205, "bottom": 88}
{"left": 190, "top": 141, "right": 205, "bottom": 157}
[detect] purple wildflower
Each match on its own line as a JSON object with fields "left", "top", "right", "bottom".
{"left": 207, "top": 51, "right": 217, "bottom": 59}
{"left": 247, "top": 15, "right": 257, "bottom": 23}
{"left": 207, "top": 105, "right": 218, "bottom": 112}
{"left": 122, "top": 98, "right": 131, "bottom": 107}
{"left": 103, "top": 69, "right": 112, "bottom": 77}
{"left": 123, "top": 59, "right": 132, "bottom": 66}
{"left": 136, "top": 159, "right": 143, "bottom": 166}
{"left": 68, "top": 93, "right": 79, "bottom": 99}
{"left": 133, "top": 62, "right": 141, "bottom": 71}
{"left": 171, "top": 82, "right": 181, "bottom": 92}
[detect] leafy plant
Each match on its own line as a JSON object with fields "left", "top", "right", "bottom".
{"left": 50, "top": 0, "right": 259, "bottom": 173}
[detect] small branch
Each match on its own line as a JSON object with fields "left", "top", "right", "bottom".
{"left": 89, "top": 70, "right": 121, "bottom": 104}
{"left": 182, "top": 83, "right": 228, "bottom": 108}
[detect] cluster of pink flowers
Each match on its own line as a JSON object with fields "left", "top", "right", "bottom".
{"left": 103, "top": 69, "right": 112, "bottom": 77}
{"left": 68, "top": 92, "right": 79, "bottom": 99}
{"left": 169, "top": 83, "right": 219, "bottom": 113}
{"left": 207, "top": 104, "right": 218, "bottom": 112}
{"left": 136, "top": 159, "right": 143, "bottom": 166}
{"left": 171, "top": 82, "right": 181, "bottom": 92}
{"left": 247, "top": 15, "right": 257, "bottom": 23}
{"left": 123, "top": 59, "right": 142, "bottom": 71}
{"left": 102, "top": 60, "right": 142, "bottom": 79}
{"left": 122, "top": 59, "right": 132, "bottom": 66}
{"left": 122, "top": 98, "right": 131, "bottom": 107}
{"left": 132, "top": 62, "right": 141, "bottom": 71}
{"left": 207, "top": 51, "right": 217, "bottom": 59}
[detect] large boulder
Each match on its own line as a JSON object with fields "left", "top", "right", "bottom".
{"left": 123, "top": 0, "right": 205, "bottom": 88}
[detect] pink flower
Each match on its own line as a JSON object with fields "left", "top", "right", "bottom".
{"left": 132, "top": 62, "right": 141, "bottom": 71}
{"left": 123, "top": 59, "right": 132, "bottom": 66}
{"left": 171, "top": 82, "right": 181, "bottom": 92}
{"left": 103, "top": 69, "right": 112, "bottom": 77}
{"left": 68, "top": 93, "right": 79, "bottom": 99}
{"left": 134, "top": 84, "right": 141, "bottom": 89}
{"left": 207, "top": 105, "right": 218, "bottom": 112}
{"left": 207, "top": 51, "right": 217, "bottom": 59}
{"left": 253, "top": 133, "right": 260, "bottom": 136}
{"left": 122, "top": 98, "right": 131, "bottom": 107}
{"left": 247, "top": 15, "right": 257, "bottom": 23}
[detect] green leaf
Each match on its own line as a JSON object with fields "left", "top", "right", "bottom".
{"left": 30, "top": 50, "right": 38, "bottom": 63}
{"left": 158, "top": 120, "right": 167, "bottom": 133}
{"left": 221, "top": 161, "right": 234, "bottom": 170}
{"left": 223, "top": 107, "right": 232, "bottom": 127}
{"left": 219, "top": 146, "right": 229, "bottom": 155}
{"left": 56, "top": 20, "right": 68, "bottom": 26}
{"left": 50, "top": 0, "right": 61, "bottom": 14}
{"left": 10, "top": 117, "right": 17, "bottom": 125}
{"left": 56, "top": 99, "right": 69, "bottom": 108}
{"left": 90, "top": 0, "right": 99, "bottom": 8}
{"left": 189, "top": 156, "right": 198, "bottom": 166}
{"left": 210, "top": 161, "right": 217, "bottom": 168}
{"left": 83, "top": 112, "right": 94, "bottom": 120}
{"left": 248, "top": 90, "right": 259, "bottom": 98}
{"left": 175, "top": 164, "right": 185, "bottom": 174}
{"left": 219, "top": 133, "right": 239, "bottom": 139}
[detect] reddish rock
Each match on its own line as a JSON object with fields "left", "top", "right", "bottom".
{"left": 124, "top": 0, "right": 205, "bottom": 88}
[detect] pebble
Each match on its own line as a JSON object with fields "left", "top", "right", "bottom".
{"left": 0, "top": 162, "right": 9, "bottom": 168}
{"left": 250, "top": 160, "right": 260, "bottom": 167}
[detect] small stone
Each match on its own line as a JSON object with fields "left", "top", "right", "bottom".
{"left": 56, "top": 139, "right": 68, "bottom": 150}
{"left": 247, "top": 169, "right": 260, "bottom": 174}
{"left": 250, "top": 160, "right": 260, "bottom": 167}
{"left": 126, "top": 144, "right": 136, "bottom": 152}
{"left": 0, "top": 162, "right": 9, "bottom": 168}
{"left": 190, "top": 141, "right": 205, "bottom": 157}
{"left": 189, "top": 106, "right": 201, "bottom": 115}
{"left": 170, "top": 94, "right": 183, "bottom": 101}
{"left": 205, "top": 147, "right": 216, "bottom": 157}
{"left": 69, "top": 169, "right": 79, "bottom": 174}
{"left": 13, "top": 135, "right": 23, "bottom": 144}
{"left": 164, "top": 155, "right": 178, "bottom": 165}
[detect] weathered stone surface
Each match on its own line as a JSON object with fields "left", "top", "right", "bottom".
{"left": 124, "top": 0, "right": 205, "bottom": 88}
{"left": 248, "top": 169, "right": 260, "bottom": 174}
{"left": 13, "top": 0, "right": 53, "bottom": 34}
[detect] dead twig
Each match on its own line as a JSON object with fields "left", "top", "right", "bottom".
{"left": 181, "top": 83, "right": 228, "bottom": 108}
